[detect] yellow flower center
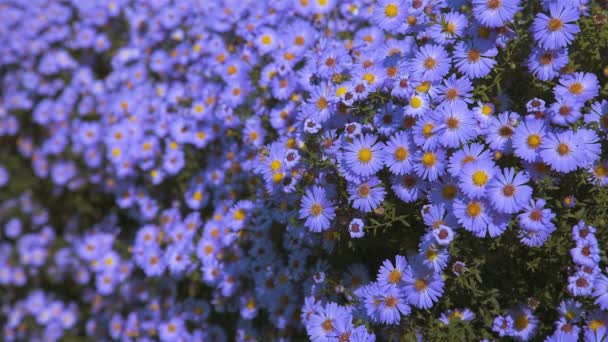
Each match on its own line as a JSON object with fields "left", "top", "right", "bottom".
{"left": 557, "top": 143, "right": 570, "bottom": 156}
{"left": 481, "top": 104, "right": 493, "bottom": 116}
{"left": 466, "top": 201, "right": 482, "bottom": 217}
{"left": 261, "top": 34, "right": 272, "bottom": 45}
{"left": 414, "top": 278, "right": 427, "bottom": 291}
{"left": 595, "top": 164, "right": 607, "bottom": 178}
{"left": 410, "top": 96, "right": 422, "bottom": 109}
{"left": 358, "top": 148, "right": 372, "bottom": 163}
{"left": 422, "top": 123, "right": 434, "bottom": 137}
{"left": 424, "top": 57, "right": 437, "bottom": 69}
{"left": 514, "top": 314, "right": 529, "bottom": 331}
{"left": 362, "top": 72, "right": 375, "bottom": 85}
{"left": 472, "top": 170, "right": 489, "bottom": 186}
{"left": 590, "top": 319, "right": 605, "bottom": 332}
{"left": 310, "top": 203, "right": 323, "bottom": 217}
{"left": 421, "top": 152, "right": 436, "bottom": 167}
{"left": 569, "top": 82, "right": 584, "bottom": 95}
{"left": 548, "top": 18, "right": 563, "bottom": 32}
{"left": 394, "top": 147, "right": 408, "bottom": 161}
{"left": 270, "top": 160, "right": 281, "bottom": 171}
{"left": 385, "top": 3, "right": 398, "bottom": 18}
{"left": 527, "top": 134, "right": 541, "bottom": 148}
{"left": 234, "top": 209, "right": 246, "bottom": 221}
{"left": 316, "top": 97, "right": 328, "bottom": 110}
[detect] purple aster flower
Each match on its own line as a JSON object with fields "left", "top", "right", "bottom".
{"left": 440, "top": 308, "right": 475, "bottom": 325}
{"left": 375, "top": 284, "right": 411, "bottom": 325}
{"left": 472, "top": 0, "right": 521, "bottom": 28}
{"left": 299, "top": 186, "right": 336, "bottom": 232}
{"left": 306, "top": 302, "right": 351, "bottom": 341}
{"left": 391, "top": 174, "right": 427, "bottom": 203}
{"left": 453, "top": 41, "right": 498, "bottom": 79}
{"left": 493, "top": 315, "right": 514, "bottom": 337}
{"left": 554, "top": 72, "right": 599, "bottom": 103}
{"left": 348, "top": 218, "right": 365, "bottom": 238}
{"left": 372, "top": 0, "right": 409, "bottom": 31}
{"left": 518, "top": 198, "right": 556, "bottom": 232}
{"left": 383, "top": 130, "right": 416, "bottom": 175}
{"left": 487, "top": 168, "right": 533, "bottom": 214}
{"left": 348, "top": 177, "right": 386, "bottom": 213}
{"left": 540, "top": 130, "right": 583, "bottom": 173}
{"left": 343, "top": 134, "right": 385, "bottom": 177}
{"left": 531, "top": 2, "right": 580, "bottom": 50}
{"left": 414, "top": 149, "right": 446, "bottom": 181}
{"left": 377, "top": 255, "right": 409, "bottom": 287}
{"left": 458, "top": 196, "right": 509, "bottom": 237}
{"left": 568, "top": 271, "right": 594, "bottom": 296}
{"left": 527, "top": 47, "right": 569, "bottom": 81}
{"left": 549, "top": 97, "right": 583, "bottom": 126}
{"left": 512, "top": 118, "right": 547, "bottom": 162}
{"left": 458, "top": 159, "right": 498, "bottom": 199}
{"left": 409, "top": 44, "right": 451, "bottom": 81}
{"left": 509, "top": 307, "right": 539, "bottom": 341}
{"left": 402, "top": 261, "right": 444, "bottom": 309}
{"left": 436, "top": 102, "right": 477, "bottom": 148}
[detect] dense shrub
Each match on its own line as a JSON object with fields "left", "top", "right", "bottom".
{"left": 1, "top": 0, "right": 608, "bottom": 341}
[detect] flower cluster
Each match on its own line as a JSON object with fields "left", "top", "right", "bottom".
{"left": 0, "top": 0, "right": 607, "bottom": 341}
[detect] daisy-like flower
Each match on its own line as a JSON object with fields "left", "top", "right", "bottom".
{"left": 307, "top": 302, "right": 351, "bottom": 342}
{"left": 487, "top": 167, "right": 533, "bottom": 214}
{"left": 540, "top": 130, "right": 582, "bottom": 173}
{"left": 484, "top": 111, "right": 518, "bottom": 152}
{"left": 376, "top": 285, "right": 411, "bottom": 325}
{"left": 457, "top": 195, "right": 510, "bottom": 237}
{"left": 448, "top": 143, "right": 492, "bottom": 177}
{"left": 383, "top": 130, "right": 416, "bottom": 175}
{"left": 458, "top": 160, "right": 498, "bottom": 199}
{"left": 404, "top": 93, "right": 430, "bottom": 117}
{"left": 440, "top": 308, "right": 475, "bottom": 325}
{"left": 549, "top": 97, "right": 583, "bottom": 126}
{"left": 518, "top": 198, "right": 556, "bottom": 232}
{"left": 377, "top": 255, "right": 409, "bottom": 288}
{"left": 348, "top": 218, "right": 365, "bottom": 238}
{"left": 413, "top": 116, "right": 441, "bottom": 150}
{"left": 299, "top": 186, "right": 336, "bottom": 232}
{"left": 402, "top": 261, "right": 444, "bottom": 309}
{"left": 255, "top": 27, "right": 280, "bottom": 54}
{"left": 472, "top": 0, "right": 521, "bottom": 28}
{"left": 453, "top": 41, "right": 498, "bottom": 79}
{"left": 531, "top": 1, "right": 580, "bottom": 50}
{"left": 509, "top": 307, "right": 539, "bottom": 341}
{"left": 527, "top": 47, "right": 569, "bottom": 81}
{"left": 558, "top": 299, "right": 584, "bottom": 322}
{"left": 409, "top": 44, "right": 451, "bottom": 81}
{"left": 414, "top": 149, "right": 446, "bottom": 182}
{"left": 512, "top": 118, "right": 547, "bottom": 162}
{"left": 372, "top": 0, "right": 409, "bottom": 31}
{"left": 554, "top": 72, "right": 599, "bottom": 103}
{"left": 343, "top": 134, "right": 385, "bottom": 177}
{"left": 436, "top": 102, "right": 476, "bottom": 148}
{"left": 435, "top": 74, "right": 473, "bottom": 108}
{"left": 428, "top": 11, "right": 469, "bottom": 45}
{"left": 347, "top": 177, "right": 386, "bottom": 213}
{"left": 493, "top": 315, "right": 514, "bottom": 337}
